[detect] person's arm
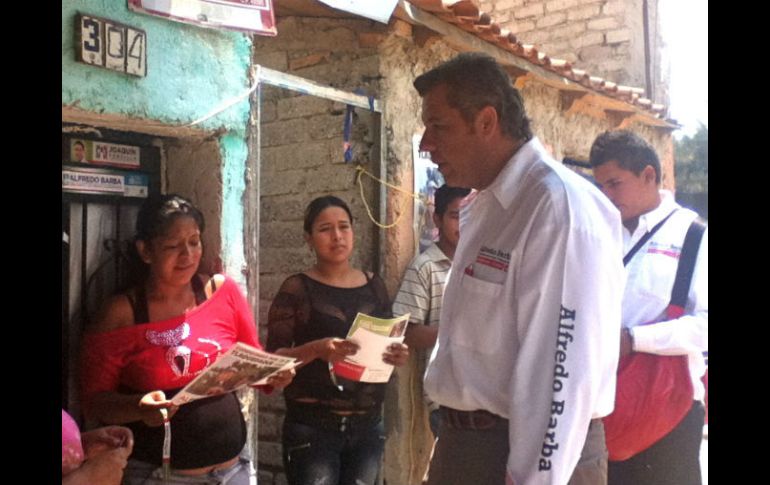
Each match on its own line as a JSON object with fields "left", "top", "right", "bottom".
{"left": 266, "top": 276, "right": 358, "bottom": 367}
{"left": 81, "top": 426, "right": 134, "bottom": 458}
{"left": 62, "top": 446, "right": 131, "bottom": 485}
{"left": 81, "top": 297, "right": 178, "bottom": 426}
{"left": 404, "top": 324, "right": 439, "bottom": 350}
{"left": 506, "top": 220, "right": 624, "bottom": 485}
{"left": 630, "top": 228, "right": 708, "bottom": 356}
{"left": 393, "top": 261, "right": 435, "bottom": 350}
{"left": 88, "top": 390, "right": 177, "bottom": 427}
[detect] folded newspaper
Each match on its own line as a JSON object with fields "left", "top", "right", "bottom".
{"left": 332, "top": 312, "right": 409, "bottom": 383}
{"left": 172, "top": 343, "right": 298, "bottom": 405}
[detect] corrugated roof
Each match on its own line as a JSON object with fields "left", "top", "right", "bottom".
{"left": 408, "top": 0, "right": 670, "bottom": 121}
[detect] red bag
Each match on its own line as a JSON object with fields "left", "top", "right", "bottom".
{"left": 605, "top": 217, "right": 705, "bottom": 461}
{"left": 603, "top": 349, "right": 693, "bottom": 461}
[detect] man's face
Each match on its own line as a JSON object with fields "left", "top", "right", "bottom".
{"left": 592, "top": 160, "right": 658, "bottom": 223}
{"left": 419, "top": 84, "right": 481, "bottom": 188}
{"left": 434, "top": 197, "right": 463, "bottom": 249}
{"left": 73, "top": 143, "right": 85, "bottom": 162}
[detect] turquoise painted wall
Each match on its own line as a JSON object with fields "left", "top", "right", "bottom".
{"left": 62, "top": 1, "right": 254, "bottom": 281}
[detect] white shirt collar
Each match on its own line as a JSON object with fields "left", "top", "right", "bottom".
{"left": 485, "top": 137, "right": 553, "bottom": 210}
{"left": 634, "top": 189, "right": 679, "bottom": 236}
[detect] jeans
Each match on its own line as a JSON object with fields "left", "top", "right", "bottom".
{"left": 122, "top": 452, "right": 255, "bottom": 485}
{"left": 282, "top": 415, "right": 386, "bottom": 485}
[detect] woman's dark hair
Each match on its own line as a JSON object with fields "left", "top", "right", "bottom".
{"left": 303, "top": 195, "right": 353, "bottom": 234}
{"left": 135, "top": 193, "right": 205, "bottom": 242}
{"left": 126, "top": 194, "right": 205, "bottom": 285}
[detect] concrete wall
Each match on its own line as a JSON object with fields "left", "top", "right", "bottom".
{"left": 62, "top": 0, "right": 254, "bottom": 281}
{"left": 165, "top": 139, "right": 224, "bottom": 274}
{"left": 252, "top": 17, "right": 388, "bottom": 485}
{"left": 479, "top": 0, "right": 668, "bottom": 107}
{"left": 378, "top": 30, "right": 458, "bottom": 485}
{"left": 62, "top": 0, "right": 259, "bottom": 464}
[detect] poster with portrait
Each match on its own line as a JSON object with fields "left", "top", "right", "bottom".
{"left": 69, "top": 139, "right": 141, "bottom": 168}
{"left": 412, "top": 133, "right": 445, "bottom": 254}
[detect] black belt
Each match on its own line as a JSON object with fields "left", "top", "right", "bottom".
{"left": 440, "top": 406, "right": 508, "bottom": 430}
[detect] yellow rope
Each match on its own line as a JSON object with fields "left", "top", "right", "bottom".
{"left": 355, "top": 165, "right": 429, "bottom": 229}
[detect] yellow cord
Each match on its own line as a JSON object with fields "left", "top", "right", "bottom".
{"left": 355, "top": 165, "right": 429, "bottom": 229}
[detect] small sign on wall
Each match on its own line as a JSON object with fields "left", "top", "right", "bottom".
{"left": 76, "top": 13, "right": 147, "bottom": 77}
{"left": 128, "top": 0, "right": 276, "bottom": 36}
{"left": 63, "top": 166, "right": 149, "bottom": 198}
{"left": 69, "top": 139, "right": 141, "bottom": 169}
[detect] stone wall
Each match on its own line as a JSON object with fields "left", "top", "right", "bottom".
{"left": 252, "top": 17, "right": 389, "bottom": 485}
{"left": 478, "top": 0, "right": 668, "bottom": 107}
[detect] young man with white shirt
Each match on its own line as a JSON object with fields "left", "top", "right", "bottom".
{"left": 414, "top": 52, "right": 625, "bottom": 485}
{"left": 590, "top": 130, "right": 708, "bottom": 485}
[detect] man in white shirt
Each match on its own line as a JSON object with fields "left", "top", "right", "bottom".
{"left": 590, "top": 130, "right": 707, "bottom": 485}
{"left": 414, "top": 52, "right": 625, "bottom": 485}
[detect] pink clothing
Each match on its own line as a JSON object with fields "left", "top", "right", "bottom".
{"left": 62, "top": 409, "right": 84, "bottom": 475}
{"left": 81, "top": 275, "right": 260, "bottom": 406}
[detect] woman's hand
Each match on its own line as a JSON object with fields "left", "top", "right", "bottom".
{"left": 138, "top": 391, "right": 178, "bottom": 427}
{"left": 266, "top": 368, "right": 296, "bottom": 390}
{"left": 81, "top": 426, "right": 134, "bottom": 458}
{"left": 315, "top": 338, "right": 359, "bottom": 363}
{"left": 383, "top": 342, "right": 409, "bottom": 367}
{"left": 64, "top": 446, "right": 131, "bottom": 485}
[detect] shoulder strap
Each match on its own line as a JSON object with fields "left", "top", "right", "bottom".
{"left": 623, "top": 209, "right": 677, "bottom": 266}
{"left": 668, "top": 217, "right": 706, "bottom": 314}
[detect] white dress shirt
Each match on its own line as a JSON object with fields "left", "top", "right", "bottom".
{"left": 624, "top": 190, "right": 708, "bottom": 401}
{"left": 424, "top": 137, "right": 625, "bottom": 485}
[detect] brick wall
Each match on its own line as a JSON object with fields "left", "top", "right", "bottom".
{"left": 252, "top": 17, "right": 388, "bottom": 485}
{"left": 479, "top": 0, "right": 668, "bottom": 106}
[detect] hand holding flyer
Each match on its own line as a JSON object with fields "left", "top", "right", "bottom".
{"left": 332, "top": 312, "right": 410, "bottom": 383}
{"left": 171, "top": 343, "right": 298, "bottom": 405}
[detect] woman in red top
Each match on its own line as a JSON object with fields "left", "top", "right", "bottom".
{"left": 81, "top": 194, "right": 293, "bottom": 484}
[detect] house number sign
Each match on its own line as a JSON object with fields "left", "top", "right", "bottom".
{"left": 76, "top": 13, "right": 147, "bottom": 77}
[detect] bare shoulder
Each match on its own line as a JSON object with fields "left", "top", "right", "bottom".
{"left": 204, "top": 273, "right": 227, "bottom": 299}
{"left": 88, "top": 293, "right": 135, "bottom": 333}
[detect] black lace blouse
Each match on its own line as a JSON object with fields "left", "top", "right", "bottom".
{"left": 266, "top": 272, "right": 392, "bottom": 415}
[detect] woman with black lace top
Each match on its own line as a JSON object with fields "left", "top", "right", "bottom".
{"left": 266, "top": 195, "right": 409, "bottom": 485}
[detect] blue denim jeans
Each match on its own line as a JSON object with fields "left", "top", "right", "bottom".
{"left": 122, "top": 451, "right": 255, "bottom": 485}
{"left": 282, "top": 414, "right": 385, "bottom": 485}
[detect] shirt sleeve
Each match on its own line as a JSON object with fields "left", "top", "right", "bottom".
{"left": 632, "top": 228, "right": 708, "bottom": 356}
{"left": 265, "top": 275, "right": 304, "bottom": 352}
{"left": 392, "top": 260, "right": 431, "bottom": 325}
{"left": 506, "top": 222, "right": 624, "bottom": 485}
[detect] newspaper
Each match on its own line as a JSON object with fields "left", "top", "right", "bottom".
{"left": 171, "top": 343, "right": 298, "bottom": 405}
{"left": 332, "top": 312, "right": 409, "bottom": 383}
